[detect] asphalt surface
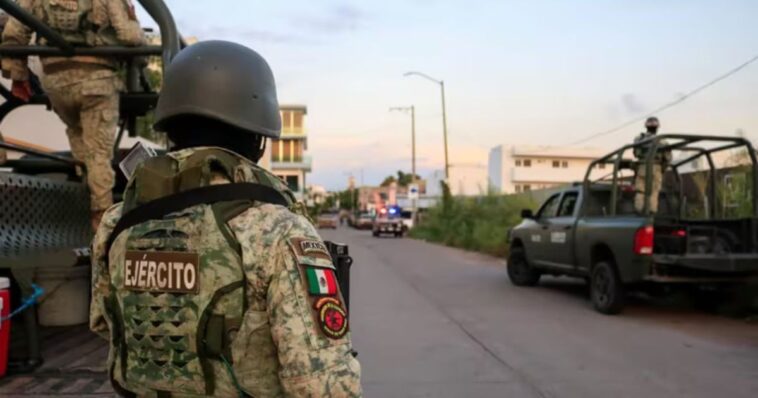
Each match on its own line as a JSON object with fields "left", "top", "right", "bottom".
{"left": 320, "top": 227, "right": 758, "bottom": 398}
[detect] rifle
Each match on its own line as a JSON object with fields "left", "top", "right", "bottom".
{"left": 324, "top": 241, "right": 353, "bottom": 312}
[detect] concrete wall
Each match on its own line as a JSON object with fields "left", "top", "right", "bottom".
{"left": 427, "top": 164, "right": 490, "bottom": 197}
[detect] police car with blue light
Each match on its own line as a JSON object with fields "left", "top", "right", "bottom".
{"left": 372, "top": 206, "right": 405, "bottom": 238}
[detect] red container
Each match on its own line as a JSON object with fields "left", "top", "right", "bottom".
{"left": 0, "top": 277, "right": 10, "bottom": 378}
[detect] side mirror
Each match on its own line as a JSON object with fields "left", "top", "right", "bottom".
{"left": 521, "top": 209, "right": 534, "bottom": 219}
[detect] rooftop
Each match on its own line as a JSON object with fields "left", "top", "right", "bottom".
{"left": 280, "top": 104, "right": 308, "bottom": 114}
{"left": 495, "top": 144, "right": 609, "bottom": 159}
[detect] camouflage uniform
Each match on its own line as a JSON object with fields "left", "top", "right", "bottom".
{"left": 0, "top": 131, "right": 6, "bottom": 164}
{"left": 633, "top": 132, "right": 671, "bottom": 214}
{"left": 2, "top": 0, "right": 145, "bottom": 211}
{"left": 91, "top": 147, "right": 362, "bottom": 397}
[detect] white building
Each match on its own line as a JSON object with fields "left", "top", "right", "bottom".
{"left": 488, "top": 145, "right": 609, "bottom": 194}
{"left": 305, "top": 184, "right": 328, "bottom": 207}
{"left": 426, "top": 163, "right": 489, "bottom": 197}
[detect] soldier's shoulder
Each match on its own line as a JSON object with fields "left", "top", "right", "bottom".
{"left": 228, "top": 204, "right": 321, "bottom": 270}
{"left": 248, "top": 162, "right": 292, "bottom": 192}
{"left": 101, "top": 203, "right": 124, "bottom": 232}
{"left": 230, "top": 203, "right": 316, "bottom": 238}
{"left": 93, "top": 203, "right": 124, "bottom": 254}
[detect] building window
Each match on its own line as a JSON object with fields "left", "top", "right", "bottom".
{"left": 280, "top": 111, "right": 290, "bottom": 130}
{"left": 271, "top": 139, "right": 281, "bottom": 161}
{"left": 552, "top": 160, "right": 560, "bottom": 168}
{"left": 523, "top": 159, "right": 532, "bottom": 168}
{"left": 561, "top": 161, "right": 568, "bottom": 168}
{"left": 515, "top": 185, "right": 522, "bottom": 193}
{"left": 286, "top": 176, "right": 299, "bottom": 192}
{"left": 293, "top": 112, "right": 304, "bottom": 131}
{"left": 523, "top": 185, "right": 532, "bottom": 192}
{"left": 515, "top": 159, "right": 522, "bottom": 167}
{"left": 598, "top": 163, "right": 606, "bottom": 170}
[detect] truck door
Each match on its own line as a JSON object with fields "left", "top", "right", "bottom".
{"left": 544, "top": 191, "right": 580, "bottom": 269}
{"left": 525, "top": 193, "right": 561, "bottom": 267}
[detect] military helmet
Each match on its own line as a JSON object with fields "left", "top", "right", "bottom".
{"left": 645, "top": 117, "right": 660, "bottom": 129}
{"left": 154, "top": 40, "right": 282, "bottom": 138}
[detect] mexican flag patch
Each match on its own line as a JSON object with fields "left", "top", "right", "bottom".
{"left": 305, "top": 267, "right": 338, "bottom": 296}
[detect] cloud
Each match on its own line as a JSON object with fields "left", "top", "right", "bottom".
{"left": 621, "top": 93, "right": 644, "bottom": 114}
{"left": 173, "top": 3, "right": 368, "bottom": 49}
{"left": 294, "top": 3, "right": 366, "bottom": 35}
{"left": 187, "top": 25, "right": 317, "bottom": 46}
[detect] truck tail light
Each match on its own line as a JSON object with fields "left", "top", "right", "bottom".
{"left": 634, "top": 226, "right": 655, "bottom": 255}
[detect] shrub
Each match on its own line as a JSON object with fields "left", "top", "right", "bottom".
{"left": 410, "top": 190, "right": 538, "bottom": 257}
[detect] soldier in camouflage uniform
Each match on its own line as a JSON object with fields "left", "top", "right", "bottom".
{"left": 2, "top": 0, "right": 145, "bottom": 230}
{"left": 633, "top": 117, "right": 671, "bottom": 214}
{"left": 90, "top": 41, "right": 362, "bottom": 397}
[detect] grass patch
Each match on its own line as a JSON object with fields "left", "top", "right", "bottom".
{"left": 410, "top": 189, "right": 538, "bottom": 257}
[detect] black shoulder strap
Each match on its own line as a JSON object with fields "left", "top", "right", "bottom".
{"left": 106, "top": 183, "right": 289, "bottom": 254}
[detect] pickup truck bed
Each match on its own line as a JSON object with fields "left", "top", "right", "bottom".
{"left": 1, "top": 325, "right": 112, "bottom": 397}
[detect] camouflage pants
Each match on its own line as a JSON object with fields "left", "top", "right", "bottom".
{"left": 0, "top": 131, "right": 6, "bottom": 164}
{"left": 634, "top": 164, "right": 662, "bottom": 214}
{"left": 43, "top": 69, "right": 121, "bottom": 211}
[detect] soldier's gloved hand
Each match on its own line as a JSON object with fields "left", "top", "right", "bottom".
{"left": 11, "top": 80, "right": 32, "bottom": 103}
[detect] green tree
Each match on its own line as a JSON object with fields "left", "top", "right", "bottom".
{"left": 381, "top": 170, "right": 421, "bottom": 187}
{"left": 335, "top": 189, "right": 358, "bottom": 211}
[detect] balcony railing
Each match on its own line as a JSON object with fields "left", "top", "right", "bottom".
{"left": 281, "top": 127, "right": 305, "bottom": 136}
{"left": 272, "top": 155, "right": 312, "bottom": 171}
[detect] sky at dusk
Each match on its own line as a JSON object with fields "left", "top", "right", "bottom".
{"left": 136, "top": 0, "right": 756, "bottom": 189}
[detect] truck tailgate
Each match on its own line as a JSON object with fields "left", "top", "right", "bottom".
{"left": 654, "top": 254, "right": 758, "bottom": 273}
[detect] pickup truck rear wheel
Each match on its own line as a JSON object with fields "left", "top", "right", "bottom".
{"left": 507, "top": 246, "right": 541, "bottom": 286}
{"left": 591, "top": 261, "right": 625, "bottom": 314}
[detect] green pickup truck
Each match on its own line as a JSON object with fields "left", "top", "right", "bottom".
{"left": 508, "top": 134, "right": 758, "bottom": 314}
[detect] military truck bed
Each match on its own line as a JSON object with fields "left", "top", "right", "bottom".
{"left": 0, "top": 325, "right": 114, "bottom": 397}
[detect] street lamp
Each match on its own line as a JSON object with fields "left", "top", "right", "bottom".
{"left": 390, "top": 106, "right": 419, "bottom": 225}
{"left": 404, "top": 71, "right": 449, "bottom": 180}
{"left": 389, "top": 106, "right": 416, "bottom": 183}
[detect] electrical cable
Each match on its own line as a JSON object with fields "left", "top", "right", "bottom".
{"left": 568, "top": 53, "right": 758, "bottom": 146}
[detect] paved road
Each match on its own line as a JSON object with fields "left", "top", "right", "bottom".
{"left": 321, "top": 227, "right": 758, "bottom": 398}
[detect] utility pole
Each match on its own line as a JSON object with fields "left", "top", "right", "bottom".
{"left": 404, "top": 71, "right": 450, "bottom": 180}
{"left": 390, "top": 106, "right": 416, "bottom": 182}
{"left": 440, "top": 81, "right": 449, "bottom": 180}
{"left": 390, "top": 105, "right": 418, "bottom": 225}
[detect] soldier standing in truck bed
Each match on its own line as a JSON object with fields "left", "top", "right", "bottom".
{"left": 2, "top": 0, "right": 145, "bottom": 230}
{"left": 633, "top": 117, "right": 672, "bottom": 214}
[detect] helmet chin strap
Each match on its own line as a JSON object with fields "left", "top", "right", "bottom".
{"left": 252, "top": 137, "right": 267, "bottom": 163}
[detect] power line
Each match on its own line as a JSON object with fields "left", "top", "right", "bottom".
{"left": 568, "top": 53, "right": 758, "bottom": 146}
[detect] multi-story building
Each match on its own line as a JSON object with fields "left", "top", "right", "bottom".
{"left": 489, "top": 145, "right": 609, "bottom": 194}
{"left": 268, "top": 105, "right": 312, "bottom": 199}
{"left": 426, "top": 164, "right": 489, "bottom": 197}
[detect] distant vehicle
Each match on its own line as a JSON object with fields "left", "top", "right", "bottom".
{"left": 372, "top": 206, "right": 404, "bottom": 237}
{"left": 400, "top": 210, "right": 414, "bottom": 232}
{"left": 317, "top": 211, "right": 339, "bottom": 229}
{"left": 508, "top": 134, "right": 758, "bottom": 315}
{"left": 353, "top": 212, "right": 374, "bottom": 230}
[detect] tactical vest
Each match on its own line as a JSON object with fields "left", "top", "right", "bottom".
{"left": 634, "top": 132, "right": 671, "bottom": 165}
{"left": 105, "top": 148, "right": 297, "bottom": 396}
{"left": 40, "top": 0, "right": 118, "bottom": 46}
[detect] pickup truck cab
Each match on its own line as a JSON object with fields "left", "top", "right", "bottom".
{"left": 508, "top": 134, "right": 758, "bottom": 314}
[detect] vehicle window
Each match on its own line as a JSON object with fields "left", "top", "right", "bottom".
{"left": 537, "top": 194, "right": 561, "bottom": 219}
{"left": 557, "top": 193, "right": 579, "bottom": 217}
